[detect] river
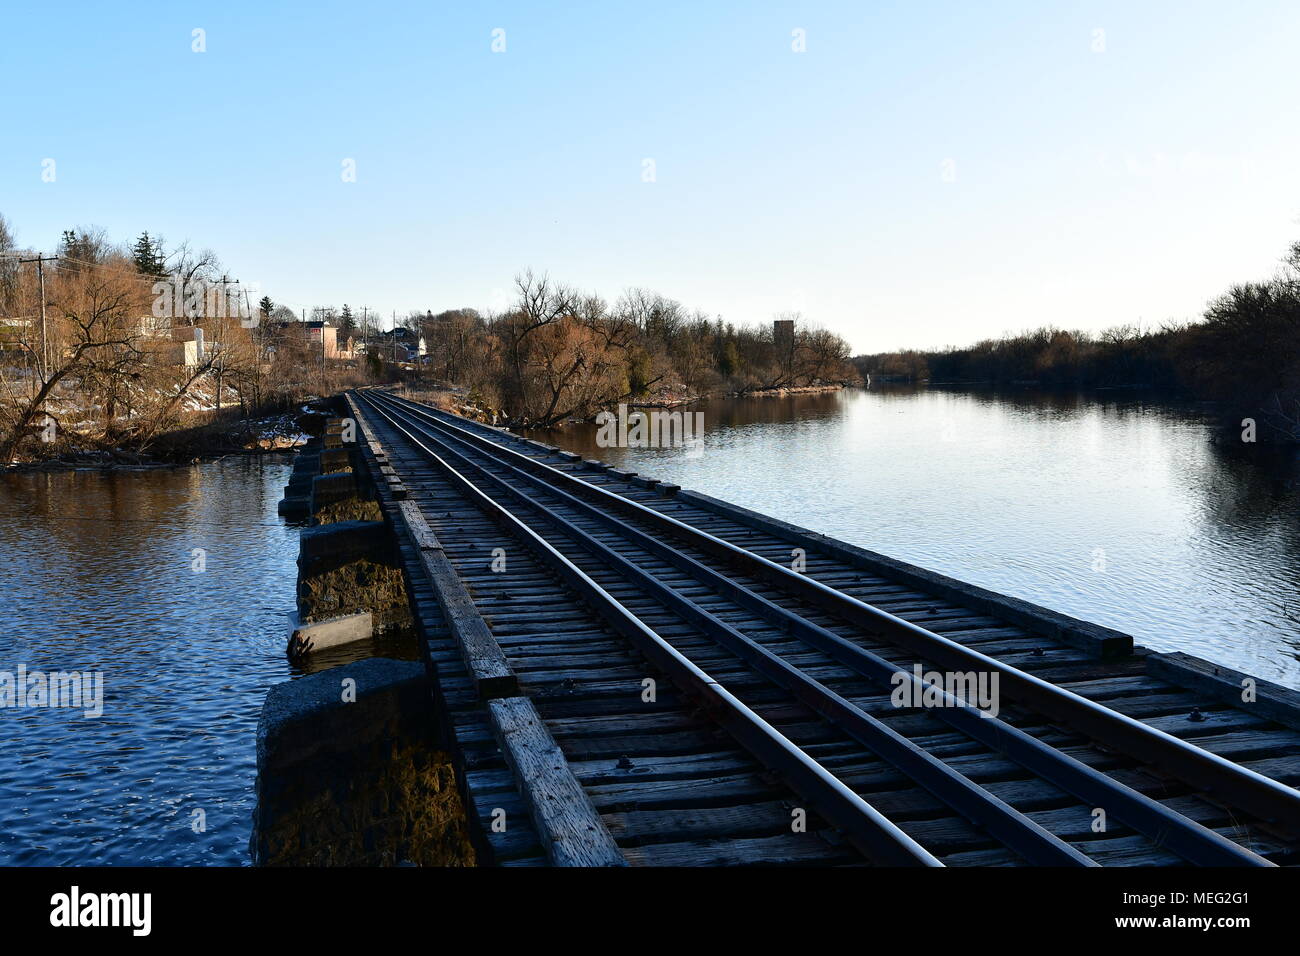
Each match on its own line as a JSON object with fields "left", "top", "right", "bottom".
{"left": 0, "top": 457, "right": 411, "bottom": 865}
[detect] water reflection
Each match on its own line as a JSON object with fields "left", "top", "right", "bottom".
{"left": 0, "top": 458, "right": 416, "bottom": 865}
{"left": 533, "top": 387, "right": 1300, "bottom": 688}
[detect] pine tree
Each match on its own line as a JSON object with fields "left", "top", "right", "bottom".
{"left": 259, "top": 296, "right": 274, "bottom": 323}
{"left": 131, "top": 232, "right": 166, "bottom": 276}
{"left": 339, "top": 303, "right": 357, "bottom": 338}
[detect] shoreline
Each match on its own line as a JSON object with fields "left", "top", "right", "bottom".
{"left": 727, "top": 382, "right": 849, "bottom": 399}
{"left": 3, "top": 444, "right": 304, "bottom": 475}
{"left": 510, "top": 381, "right": 854, "bottom": 429}
{"left": 3, "top": 409, "right": 318, "bottom": 474}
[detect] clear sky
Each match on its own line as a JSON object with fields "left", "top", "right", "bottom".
{"left": 3, "top": 1, "right": 1298, "bottom": 353}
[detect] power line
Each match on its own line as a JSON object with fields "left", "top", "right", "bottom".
{"left": 10, "top": 254, "right": 402, "bottom": 340}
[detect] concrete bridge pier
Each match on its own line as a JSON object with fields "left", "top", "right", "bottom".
{"left": 248, "top": 657, "right": 475, "bottom": 866}
{"left": 254, "top": 410, "right": 477, "bottom": 867}
{"left": 280, "top": 413, "right": 413, "bottom": 659}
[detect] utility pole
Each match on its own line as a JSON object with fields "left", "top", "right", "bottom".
{"left": 215, "top": 274, "right": 230, "bottom": 315}
{"left": 18, "top": 255, "right": 58, "bottom": 380}
{"left": 242, "top": 287, "right": 256, "bottom": 354}
{"left": 242, "top": 287, "right": 260, "bottom": 414}
{"left": 213, "top": 274, "right": 236, "bottom": 414}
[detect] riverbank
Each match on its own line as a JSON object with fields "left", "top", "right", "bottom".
{"left": 430, "top": 380, "right": 853, "bottom": 429}
{"left": 732, "top": 382, "right": 847, "bottom": 399}
{"left": 853, "top": 255, "right": 1300, "bottom": 445}
{"left": 894, "top": 380, "right": 1299, "bottom": 447}
{"left": 3, "top": 408, "right": 318, "bottom": 473}
{"left": 626, "top": 381, "right": 850, "bottom": 406}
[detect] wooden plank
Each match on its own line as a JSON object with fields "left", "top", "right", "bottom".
{"left": 621, "top": 831, "right": 854, "bottom": 866}
{"left": 487, "top": 695, "right": 627, "bottom": 867}
{"left": 1145, "top": 651, "right": 1300, "bottom": 732}
{"left": 396, "top": 497, "right": 442, "bottom": 550}
{"left": 394, "top": 497, "right": 517, "bottom": 700}
{"left": 345, "top": 394, "right": 387, "bottom": 453}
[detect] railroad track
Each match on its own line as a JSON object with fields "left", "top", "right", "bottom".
{"left": 350, "top": 388, "right": 1300, "bottom": 866}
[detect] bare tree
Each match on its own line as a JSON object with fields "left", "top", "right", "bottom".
{"left": 162, "top": 241, "right": 221, "bottom": 324}
{"left": 0, "top": 214, "right": 20, "bottom": 312}
{"left": 57, "top": 226, "right": 114, "bottom": 268}
{"left": 520, "top": 316, "right": 624, "bottom": 425}
{"left": 499, "top": 270, "right": 579, "bottom": 401}
{"left": 0, "top": 256, "right": 145, "bottom": 460}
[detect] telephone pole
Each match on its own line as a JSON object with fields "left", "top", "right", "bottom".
{"left": 18, "top": 255, "right": 58, "bottom": 379}
{"left": 213, "top": 274, "right": 236, "bottom": 414}
{"left": 243, "top": 287, "right": 262, "bottom": 415}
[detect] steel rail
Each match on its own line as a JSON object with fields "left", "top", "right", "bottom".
{"left": 366, "top": 390, "right": 1277, "bottom": 866}
{"left": 352, "top": 391, "right": 943, "bottom": 866}
{"left": 361, "top": 393, "right": 1096, "bottom": 865}
{"left": 371, "top": 389, "right": 1300, "bottom": 840}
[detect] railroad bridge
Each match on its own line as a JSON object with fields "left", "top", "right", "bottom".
{"left": 270, "top": 387, "right": 1300, "bottom": 867}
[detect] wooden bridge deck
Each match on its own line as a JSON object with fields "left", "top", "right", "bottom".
{"left": 338, "top": 388, "right": 1300, "bottom": 867}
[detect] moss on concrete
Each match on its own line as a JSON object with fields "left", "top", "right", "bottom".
{"left": 250, "top": 658, "right": 475, "bottom": 866}
{"left": 298, "top": 557, "right": 412, "bottom": 633}
{"left": 255, "top": 740, "right": 474, "bottom": 867}
{"left": 315, "top": 496, "right": 384, "bottom": 525}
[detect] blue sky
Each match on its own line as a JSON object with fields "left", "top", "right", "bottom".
{"left": 3, "top": 0, "right": 1298, "bottom": 352}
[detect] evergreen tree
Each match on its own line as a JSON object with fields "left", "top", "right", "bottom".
{"left": 259, "top": 295, "right": 274, "bottom": 323}
{"left": 131, "top": 231, "right": 166, "bottom": 276}
{"left": 339, "top": 303, "right": 357, "bottom": 338}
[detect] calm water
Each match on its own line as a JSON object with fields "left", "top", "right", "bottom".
{"left": 0, "top": 457, "right": 404, "bottom": 866}
{"left": 534, "top": 387, "right": 1300, "bottom": 689}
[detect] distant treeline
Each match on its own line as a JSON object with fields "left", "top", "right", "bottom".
{"left": 854, "top": 240, "right": 1300, "bottom": 442}
{"left": 418, "top": 274, "right": 860, "bottom": 426}
{"left": 855, "top": 326, "right": 1185, "bottom": 388}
